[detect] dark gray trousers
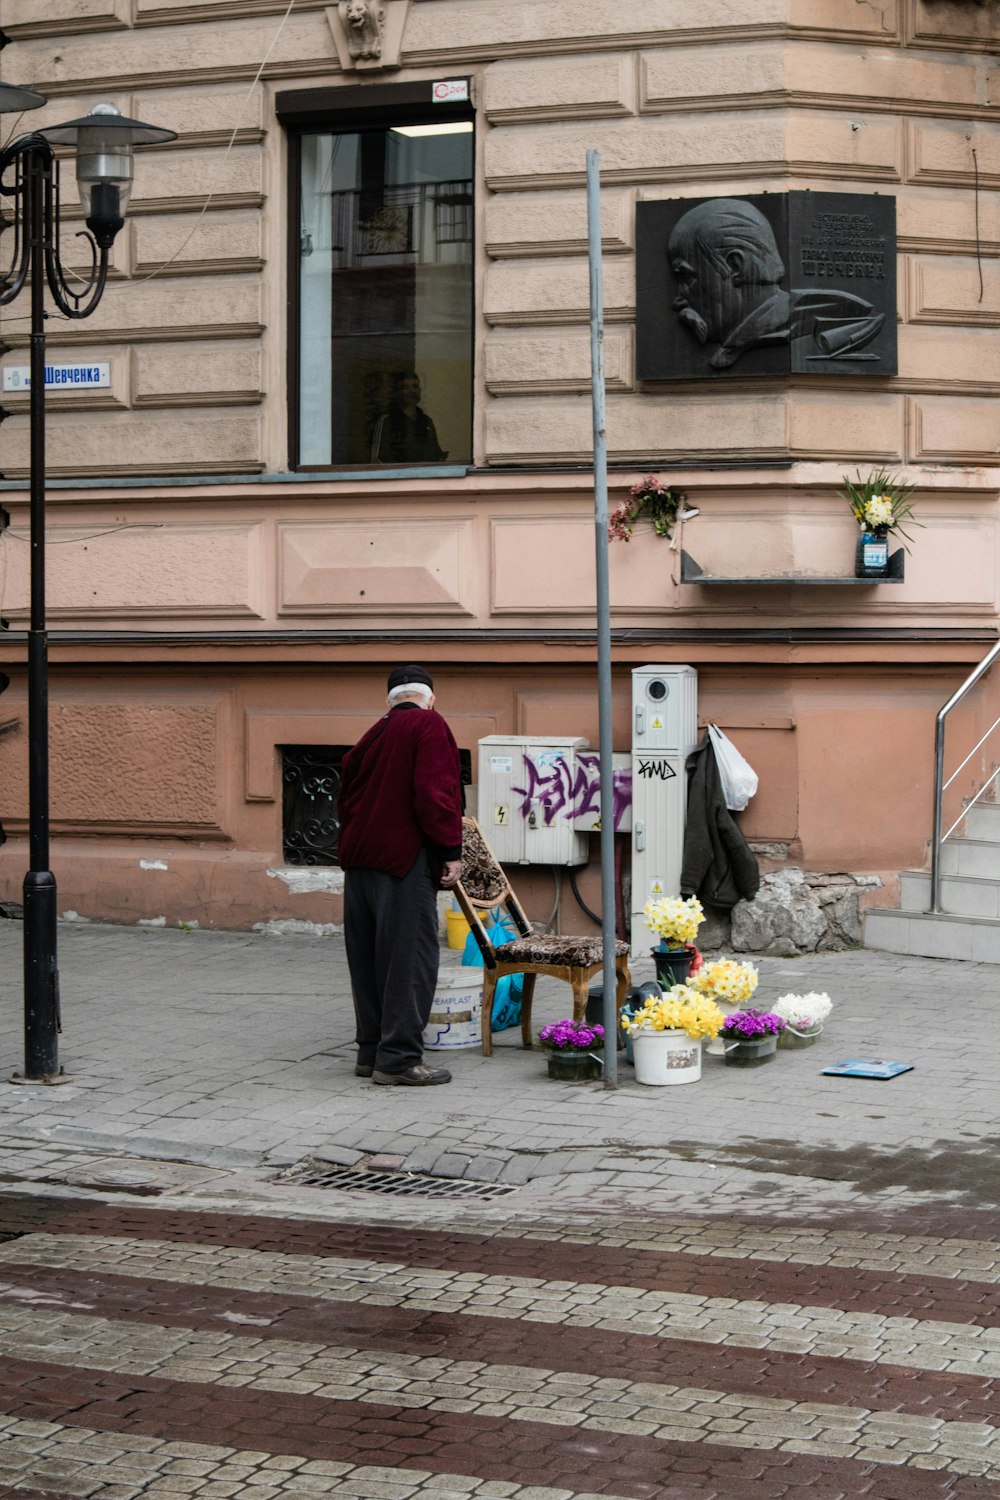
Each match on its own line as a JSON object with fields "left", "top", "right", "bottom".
{"left": 343, "top": 847, "right": 440, "bottom": 1074}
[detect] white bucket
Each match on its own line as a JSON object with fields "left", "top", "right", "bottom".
{"left": 423, "top": 966, "right": 484, "bottom": 1051}
{"left": 631, "top": 1028, "right": 702, "bottom": 1085}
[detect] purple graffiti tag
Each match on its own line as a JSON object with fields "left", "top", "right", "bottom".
{"left": 511, "top": 752, "right": 633, "bottom": 830}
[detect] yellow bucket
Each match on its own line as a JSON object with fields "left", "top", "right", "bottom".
{"left": 446, "top": 908, "right": 470, "bottom": 950}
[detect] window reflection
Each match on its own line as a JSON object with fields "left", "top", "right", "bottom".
{"left": 297, "top": 122, "right": 473, "bottom": 468}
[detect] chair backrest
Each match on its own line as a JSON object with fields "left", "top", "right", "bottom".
{"left": 455, "top": 817, "right": 530, "bottom": 967}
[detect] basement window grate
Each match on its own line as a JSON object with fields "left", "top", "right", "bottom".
{"left": 280, "top": 1159, "right": 517, "bottom": 1199}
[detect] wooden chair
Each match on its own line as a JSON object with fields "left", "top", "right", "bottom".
{"left": 455, "top": 817, "right": 631, "bottom": 1056}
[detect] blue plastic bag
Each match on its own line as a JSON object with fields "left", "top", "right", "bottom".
{"left": 461, "top": 908, "right": 524, "bottom": 1032}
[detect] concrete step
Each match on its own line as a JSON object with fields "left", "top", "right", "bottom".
{"left": 939, "top": 838, "right": 1000, "bottom": 879}
{"left": 958, "top": 801, "right": 1000, "bottom": 841}
{"left": 899, "top": 869, "right": 1000, "bottom": 919}
{"left": 864, "top": 907, "right": 1000, "bottom": 962}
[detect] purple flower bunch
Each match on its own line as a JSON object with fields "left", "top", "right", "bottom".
{"left": 719, "top": 1009, "right": 786, "bottom": 1039}
{"left": 538, "top": 1019, "right": 605, "bottom": 1051}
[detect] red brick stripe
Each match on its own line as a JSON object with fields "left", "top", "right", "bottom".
{"left": 15, "top": 1199, "right": 999, "bottom": 1328}
{"left": 0, "top": 1260, "right": 997, "bottom": 1428}
{"left": 0, "top": 1354, "right": 996, "bottom": 1500}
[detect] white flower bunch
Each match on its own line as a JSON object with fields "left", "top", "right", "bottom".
{"left": 772, "top": 992, "right": 832, "bottom": 1030}
{"left": 863, "top": 495, "right": 894, "bottom": 531}
{"left": 691, "top": 958, "right": 759, "bottom": 1006}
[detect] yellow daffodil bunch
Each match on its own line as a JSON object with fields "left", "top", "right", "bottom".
{"left": 643, "top": 894, "right": 704, "bottom": 949}
{"left": 690, "top": 957, "right": 759, "bottom": 1007}
{"left": 622, "top": 983, "right": 724, "bottom": 1041}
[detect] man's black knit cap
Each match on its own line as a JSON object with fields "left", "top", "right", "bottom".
{"left": 387, "top": 664, "right": 434, "bottom": 693}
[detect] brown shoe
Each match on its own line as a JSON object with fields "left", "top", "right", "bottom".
{"left": 372, "top": 1063, "right": 452, "bottom": 1087}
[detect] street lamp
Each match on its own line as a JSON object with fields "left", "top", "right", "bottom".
{"left": 0, "top": 87, "right": 176, "bottom": 1081}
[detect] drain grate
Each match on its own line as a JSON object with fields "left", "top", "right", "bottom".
{"left": 281, "top": 1159, "right": 517, "bottom": 1200}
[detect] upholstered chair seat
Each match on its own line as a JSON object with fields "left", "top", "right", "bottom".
{"left": 455, "top": 817, "right": 631, "bottom": 1056}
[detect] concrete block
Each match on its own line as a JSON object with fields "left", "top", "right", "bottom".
{"left": 3, "top": 0, "right": 129, "bottom": 31}
{"left": 485, "top": 187, "right": 634, "bottom": 260}
{"left": 134, "top": 342, "right": 263, "bottom": 407}
{"left": 899, "top": 326, "right": 1000, "bottom": 387}
{"left": 907, "top": 396, "right": 1000, "bottom": 464}
{"left": 405, "top": 0, "right": 787, "bottom": 55}
{"left": 12, "top": 11, "right": 334, "bottom": 91}
{"left": 485, "top": 329, "right": 632, "bottom": 394}
{"left": 0, "top": 410, "right": 263, "bottom": 478}
{"left": 788, "top": 394, "right": 903, "bottom": 462}
{"left": 907, "top": 256, "right": 1000, "bottom": 328}
{"left": 132, "top": 212, "right": 264, "bottom": 278}
{"left": 0, "top": 518, "right": 263, "bottom": 621}
{"left": 485, "top": 392, "right": 788, "bottom": 466}
{"left": 277, "top": 518, "right": 476, "bottom": 617}
{"left": 484, "top": 52, "right": 635, "bottom": 123}
{"left": 908, "top": 119, "right": 1000, "bottom": 188}
{"left": 912, "top": 0, "right": 998, "bottom": 50}
{"left": 485, "top": 259, "right": 634, "bottom": 326}
{"left": 485, "top": 115, "right": 789, "bottom": 190}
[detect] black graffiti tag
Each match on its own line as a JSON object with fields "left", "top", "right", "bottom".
{"left": 637, "top": 758, "right": 676, "bottom": 781}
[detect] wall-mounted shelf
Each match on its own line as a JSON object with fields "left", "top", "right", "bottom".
{"left": 679, "top": 549, "right": 904, "bottom": 586}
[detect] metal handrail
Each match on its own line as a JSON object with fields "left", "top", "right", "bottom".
{"left": 930, "top": 638, "right": 1000, "bottom": 912}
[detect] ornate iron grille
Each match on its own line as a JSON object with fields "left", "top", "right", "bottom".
{"left": 281, "top": 744, "right": 473, "bottom": 867}
{"left": 281, "top": 745, "right": 348, "bottom": 866}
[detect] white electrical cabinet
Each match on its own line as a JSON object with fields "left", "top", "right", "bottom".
{"left": 630, "top": 665, "right": 698, "bottom": 956}
{"left": 477, "top": 735, "right": 589, "bottom": 866}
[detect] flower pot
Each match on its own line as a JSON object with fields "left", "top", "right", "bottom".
{"left": 546, "top": 1050, "right": 602, "bottom": 1081}
{"left": 777, "top": 1024, "right": 823, "bottom": 1050}
{"left": 631, "top": 1028, "right": 702, "bottom": 1086}
{"left": 705, "top": 1001, "right": 739, "bottom": 1056}
{"left": 722, "top": 1033, "right": 778, "bottom": 1067}
{"left": 652, "top": 947, "right": 692, "bottom": 987}
{"left": 855, "top": 531, "right": 889, "bottom": 578}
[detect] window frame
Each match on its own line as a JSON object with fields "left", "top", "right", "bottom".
{"left": 278, "top": 81, "right": 476, "bottom": 474}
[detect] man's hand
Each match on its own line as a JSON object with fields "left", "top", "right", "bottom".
{"left": 440, "top": 859, "right": 463, "bottom": 890}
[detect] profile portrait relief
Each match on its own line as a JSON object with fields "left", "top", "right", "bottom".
{"left": 636, "top": 192, "right": 897, "bottom": 382}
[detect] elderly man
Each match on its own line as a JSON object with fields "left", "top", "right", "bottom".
{"left": 338, "top": 665, "right": 463, "bottom": 1086}
{"left": 667, "top": 198, "right": 883, "bottom": 370}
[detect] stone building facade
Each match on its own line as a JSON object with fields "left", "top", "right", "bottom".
{"left": 0, "top": 0, "right": 997, "bottom": 934}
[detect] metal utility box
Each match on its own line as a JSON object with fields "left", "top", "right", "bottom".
{"left": 631, "top": 665, "right": 698, "bottom": 956}
{"left": 477, "top": 735, "right": 590, "bottom": 866}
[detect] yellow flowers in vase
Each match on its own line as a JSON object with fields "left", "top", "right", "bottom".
{"left": 621, "top": 983, "right": 724, "bottom": 1042}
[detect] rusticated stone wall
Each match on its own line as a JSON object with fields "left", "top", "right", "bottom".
{"left": 0, "top": 0, "right": 996, "bottom": 474}
{"left": 0, "top": 0, "right": 997, "bottom": 931}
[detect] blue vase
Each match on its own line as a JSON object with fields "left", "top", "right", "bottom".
{"left": 856, "top": 532, "right": 889, "bottom": 577}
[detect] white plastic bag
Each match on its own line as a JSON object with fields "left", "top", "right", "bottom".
{"left": 707, "top": 724, "right": 758, "bottom": 812}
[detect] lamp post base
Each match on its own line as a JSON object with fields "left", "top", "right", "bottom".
{"left": 22, "top": 868, "right": 60, "bottom": 1081}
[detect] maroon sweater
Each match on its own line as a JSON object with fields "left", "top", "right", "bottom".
{"left": 338, "top": 703, "right": 463, "bottom": 879}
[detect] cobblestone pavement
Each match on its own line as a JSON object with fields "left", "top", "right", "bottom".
{"left": 0, "top": 921, "right": 997, "bottom": 1494}
{"left": 0, "top": 1191, "right": 998, "bottom": 1497}
{"left": 0, "top": 920, "right": 997, "bottom": 1225}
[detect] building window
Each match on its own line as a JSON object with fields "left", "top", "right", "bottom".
{"left": 280, "top": 743, "right": 472, "bottom": 866}
{"left": 284, "top": 87, "right": 474, "bottom": 471}
{"left": 281, "top": 746, "right": 348, "bottom": 866}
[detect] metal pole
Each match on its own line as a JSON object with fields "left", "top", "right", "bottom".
{"left": 21, "top": 148, "right": 60, "bottom": 1081}
{"left": 930, "top": 711, "right": 945, "bottom": 914}
{"left": 587, "top": 150, "right": 618, "bottom": 1090}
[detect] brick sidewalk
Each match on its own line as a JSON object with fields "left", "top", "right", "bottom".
{"left": 0, "top": 1191, "right": 997, "bottom": 1497}
{"left": 0, "top": 920, "right": 996, "bottom": 1224}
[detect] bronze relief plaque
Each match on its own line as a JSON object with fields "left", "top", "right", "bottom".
{"left": 635, "top": 192, "right": 896, "bottom": 381}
